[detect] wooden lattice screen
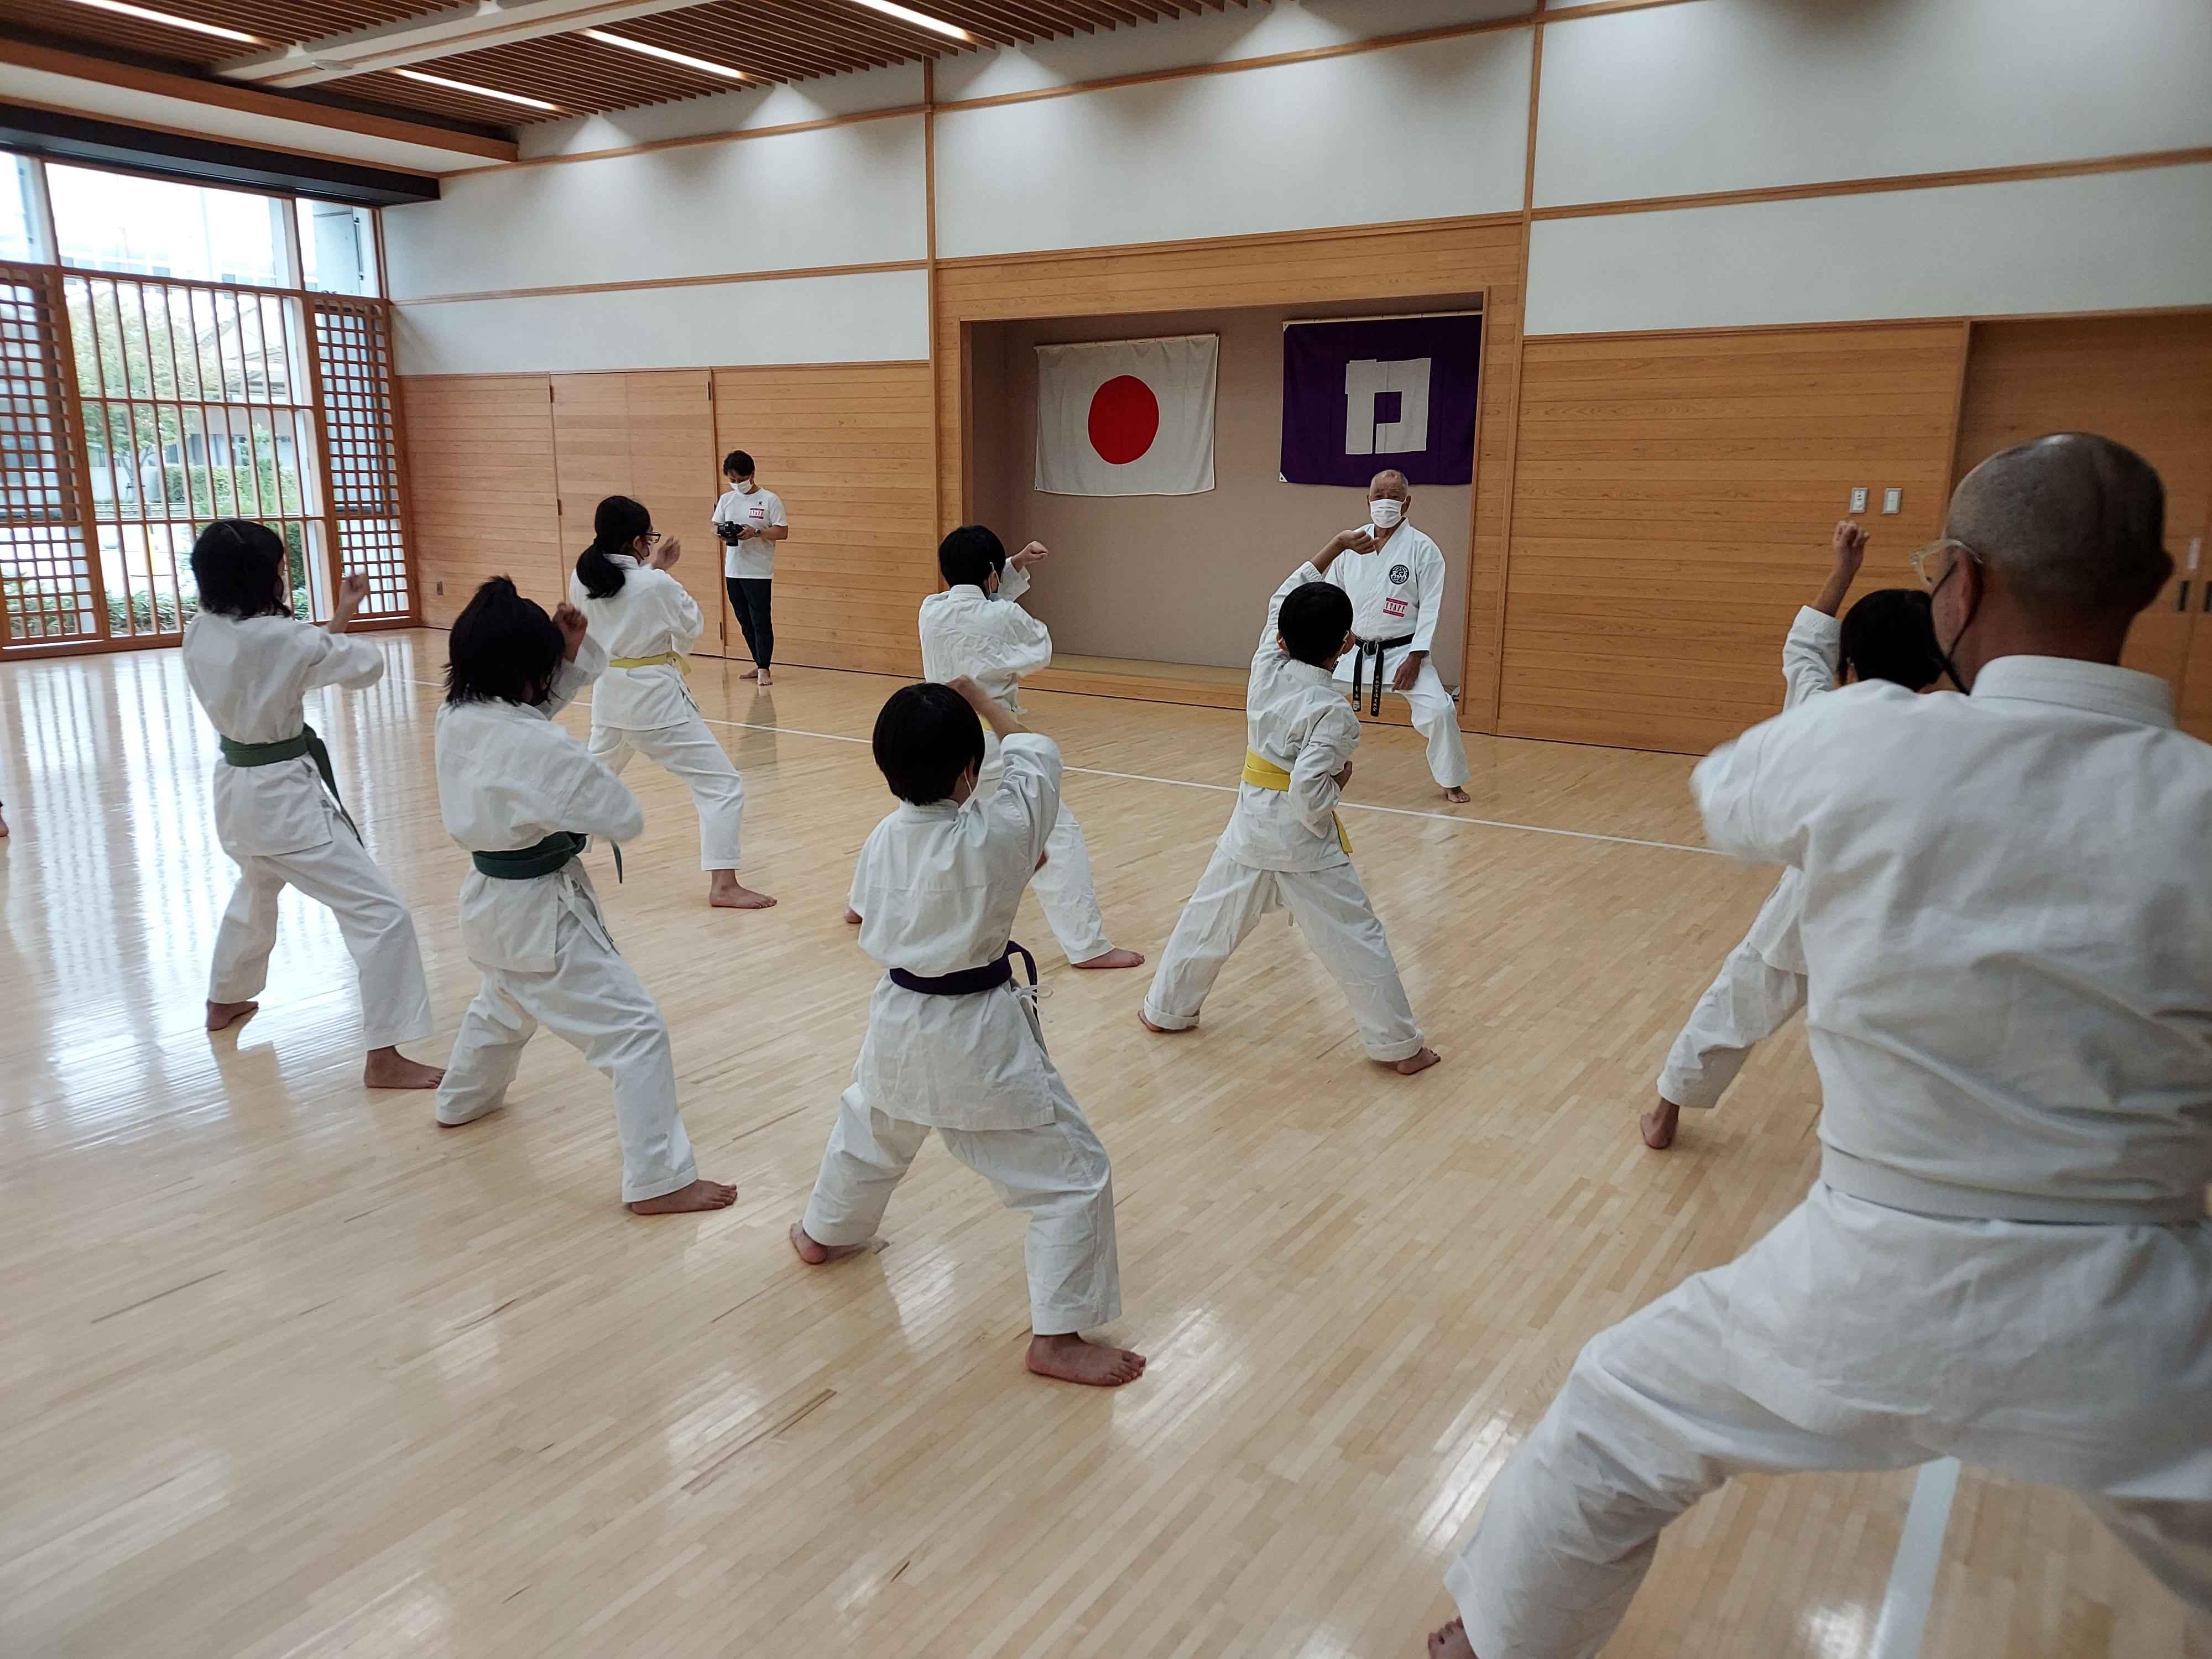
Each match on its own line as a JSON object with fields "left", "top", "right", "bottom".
{"left": 0, "top": 259, "right": 103, "bottom": 648}
{"left": 307, "top": 298, "right": 411, "bottom": 619}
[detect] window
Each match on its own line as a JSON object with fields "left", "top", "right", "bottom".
{"left": 0, "top": 155, "right": 45, "bottom": 264}
{"left": 47, "top": 164, "right": 286, "bottom": 287}
{"left": 298, "top": 200, "right": 379, "bottom": 296}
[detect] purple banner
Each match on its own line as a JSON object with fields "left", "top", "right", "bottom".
{"left": 1280, "top": 313, "right": 1483, "bottom": 487}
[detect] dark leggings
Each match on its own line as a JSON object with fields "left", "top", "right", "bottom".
{"left": 724, "top": 577, "right": 773, "bottom": 671}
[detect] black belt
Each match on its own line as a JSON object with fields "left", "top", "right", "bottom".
{"left": 1350, "top": 633, "right": 1417, "bottom": 716}
{"left": 888, "top": 941, "right": 1037, "bottom": 996}
{"left": 472, "top": 831, "right": 623, "bottom": 883}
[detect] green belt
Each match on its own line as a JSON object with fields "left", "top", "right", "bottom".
{"left": 218, "top": 723, "right": 357, "bottom": 838}
{"left": 471, "top": 831, "right": 622, "bottom": 883}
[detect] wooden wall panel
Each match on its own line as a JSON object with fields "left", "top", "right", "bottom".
{"left": 712, "top": 362, "right": 936, "bottom": 677}
{"left": 399, "top": 374, "right": 562, "bottom": 625}
{"left": 1952, "top": 311, "right": 2212, "bottom": 705}
{"left": 933, "top": 217, "right": 1527, "bottom": 731}
{"left": 1499, "top": 322, "right": 1966, "bottom": 755}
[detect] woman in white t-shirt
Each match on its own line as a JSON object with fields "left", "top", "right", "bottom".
{"left": 711, "top": 448, "right": 787, "bottom": 687}
{"left": 570, "top": 495, "right": 776, "bottom": 911}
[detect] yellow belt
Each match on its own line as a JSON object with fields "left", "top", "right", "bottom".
{"left": 1241, "top": 749, "right": 1352, "bottom": 854}
{"left": 608, "top": 651, "right": 690, "bottom": 675}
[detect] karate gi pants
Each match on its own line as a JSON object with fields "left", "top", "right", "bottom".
{"left": 802, "top": 1072, "right": 1120, "bottom": 1336}
{"left": 588, "top": 716, "right": 745, "bottom": 873}
{"left": 1656, "top": 937, "right": 1808, "bottom": 1110}
{"left": 1350, "top": 657, "right": 1470, "bottom": 791}
{"left": 1141, "top": 845, "right": 1425, "bottom": 1063}
{"left": 436, "top": 906, "right": 698, "bottom": 1204}
{"left": 208, "top": 826, "right": 434, "bottom": 1052}
{"left": 1444, "top": 1185, "right": 2212, "bottom": 1658}
{"left": 978, "top": 748, "right": 1112, "bottom": 963}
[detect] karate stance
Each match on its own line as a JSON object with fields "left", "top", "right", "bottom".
{"left": 1644, "top": 520, "right": 1943, "bottom": 1149}
{"left": 570, "top": 494, "right": 773, "bottom": 911}
{"left": 434, "top": 577, "right": 737, "bottom": 1215}
{"left": 181, "top": 519, "right": 441, "bottom": 1089}
{"left": 1141, "top": 549, "right": 1439, "bottom": 1076}
{"left": 792, "top": 675, "right": 1144, "bottom": 1388}
{"left": 910, "top": 524, "right": 1141, "bottom": 969}
{"left": 1325, "top": 469, "right": 1472, "bottom": 802}
{"left": 1431, "top": 435, "right": 2212, "bottom": 1658}
{"left": 712, "top": 449, "right": 786, "bottom": 686}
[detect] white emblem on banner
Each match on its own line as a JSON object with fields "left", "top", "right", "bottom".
{"left": 1344, "top": 357, "right": 1433, "bottom": 457}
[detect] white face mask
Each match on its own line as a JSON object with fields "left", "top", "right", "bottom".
{"left": 1369, "top": 498, "right": 1405, "bottom": 529}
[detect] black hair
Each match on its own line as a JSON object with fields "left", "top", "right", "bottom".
{"left": 938, "top": 524, "right": 1008, "bottom": 590}
{"left": 190, "top": 519, "right": 291, "bottom": 619}
{"left": 1277, "top": 581, "right": 1354, "bottom": 667}
{"left": 575, "top": 495, "right": 652, "bottom": 600}
{"left": 723, "top": 450, "right": 754, "bottom": 478}
{"left": 1839, "top": 587, "right": 1943, "bottom": 691}
{"left": 445, "top": 576, "right": 566, "bottom": 707}
{"left": 872, "top": 681, "right": 986, "bottom": 805}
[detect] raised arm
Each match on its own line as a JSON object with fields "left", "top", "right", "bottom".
{"left": 1811, "top": 520, "right": 1867, "bottom": 619}
{"left": 996, "top": 540, "right": 1048, "bottom": 605}
{"left": 544, "top": 604, "right": 606, "bottom": 714}
{"left": 950, "top": 675, "right": 1061, "bottom": 870}
{"left": 1260, "top": 559, "right": 1326, "bottom": 653}
{"left": 1780, "top": 521, "right": 1862, "bottom": 707}
{"left": 303, "top": 576, "right": 387, "bottom": 690}
{"left": 1288, "top": 704, "right": 1358, "bottom": 841}
{"left": 1312, "top": 526, "right": 1374, "bottom": 579}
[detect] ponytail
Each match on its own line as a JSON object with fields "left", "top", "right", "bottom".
{"left": 575, "top": 494, "right": 653, "bottom": 599}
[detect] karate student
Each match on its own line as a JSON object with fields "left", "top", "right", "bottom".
{"left": 434, "top": 577, "right": 737, "bottom": 1215}
{"left": 1430, "top": 434, "right": 2212, "bottom": 1659}
{"left": 1141, "top": 546, "right": 1440, "bottom": 1076}
{"left": 1642, "top": 520, "right": 1943, "bottom": 1150}
{"left": 1324, "top": 469, "right": 1472, "bottom": 802}
{"left": 791, "top": 674, "right": 1145, "bottom": 1389}
{"left": 910, "top": 524, "right": 1142, "bottom": 970}
{"left": 181, "top": 519, "right": 441, "bottom": 1089}
{"left": 712, "top": 449, "right": 786, "bottom": 686}
{"left": 569, "top": 495, "right": 774, "bottom": 911}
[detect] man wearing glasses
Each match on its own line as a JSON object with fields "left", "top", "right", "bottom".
{"left": 1430, "top": 433, "right": 2210, "bottom": 1659}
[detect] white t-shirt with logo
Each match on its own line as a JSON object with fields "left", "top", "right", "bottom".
{"left": 713, "top": 484, "right": 786, "bottom": 581}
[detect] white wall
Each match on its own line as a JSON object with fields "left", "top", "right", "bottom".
{"left": 933, "top": 29, "right": 1531, "bottom": 259}
{"left": 383, "top": 113, "right": 924, "bottom": 301}
{"left": 392, "top": 267, "right": 928, "bottom": 374}
{"left": 1535, "top": 0, "right": 2212, "bottom": 208}
{"left": 1525, "top": 162, "right": 2212, "bottom": 336}
{"left": 518, "top": 62, "right": 922, "bottom": 160}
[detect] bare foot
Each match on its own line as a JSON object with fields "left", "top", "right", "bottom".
{"left": 708, "top": 872, "right": 778, "bottom": 910}
{"left": 738, "top": 667, "right": 758, "bottom": 680}
{"left": 844, "top": 907, "right": 863, "bottom": 926}
{"left": 1072, "top": 947, "right": 1145, "bottom": 970}
{"left": 1428, "top": 1616, "right": 1477, "bottom": 1658}
{"left": 629, "top": 1178, "right": 739, "bottom": 1215}
{"left": 1139, "top": 1011, "right": 1190, "bottom": 1035}
{"left": 1641, "top": 1094, "right": 1681, "bottom": 1150}
{"left": 788, "top": 1220, "right": 874, "bottom": 1265}
{"left": 1391, "top": 1047, "right": 1442, "bottom": 1077}
{"left": 206, "top": 998, "right": 258, "bottom": 1032}
{"left": 1443, "top": 786, "right": 1471, "bottom": 804}
{"left": 363, "top": 1047, "right": 445, "bottom": 1090}
{"left": 755, "top": 671, "right": 773, "bottom": 687}
{"left": 1025, "top": 1331, "right": 1146, "bottom": 1387}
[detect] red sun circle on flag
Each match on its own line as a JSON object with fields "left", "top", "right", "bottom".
{"left": 1087, "top": 374, "right": 1160, "bottom": 466}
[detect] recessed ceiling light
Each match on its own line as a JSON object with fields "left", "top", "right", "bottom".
{"left": 845, "top": 0, "right": 974, "bottom": 45}
{"left": 61, "top": 0, "right": 260, "bottom": 45}
{"left": 393, "top": 67, "right": 561, "bottom": 113}
{"left": 580, "top": 29, "right": 749, "bottom": 83}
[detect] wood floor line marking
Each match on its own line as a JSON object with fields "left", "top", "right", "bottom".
{"left": 1870, "top": 1457, "right": 1961, "bottom": 1659}
{"left": 399, "top": 680, "right": 1723, "bottom": 859}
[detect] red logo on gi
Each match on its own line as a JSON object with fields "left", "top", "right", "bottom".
{"left": 1383, "top": 597, "right": 1410, "bottom": 620}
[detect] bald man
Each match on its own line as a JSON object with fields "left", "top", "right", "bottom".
{"left": 1320, "top": 471, "right": 1473, "bottom": 802}
{"left": 1429, "top": 434, "right": 2212, "bottom": 1658}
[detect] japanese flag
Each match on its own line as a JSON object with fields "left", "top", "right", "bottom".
{"left": 1035, "top": 335, "right": 1217, "bottom": 497}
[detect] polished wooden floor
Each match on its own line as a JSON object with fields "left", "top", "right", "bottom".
{"left": 0, "top": 633, "right": 2200, "bottom": 1659}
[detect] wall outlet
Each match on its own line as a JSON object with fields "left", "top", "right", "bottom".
{"left": 1849, "top": 487, "right": 1869, "bottom": 513}
{"left": 435, "top": 580, "right": 444, "bottom": 595}
{"left": 1882, "top": 487, "right": 1903, "bottom": 515}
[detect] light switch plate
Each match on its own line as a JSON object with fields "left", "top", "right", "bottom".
{"left": 1849, "top": 487, "right": 1869, "bottom": 513}
{"left": 1882, "top": 488, "right": 1903, "bottom": 515}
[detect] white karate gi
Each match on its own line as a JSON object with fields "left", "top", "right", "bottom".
{"left": 802, "top": 733, "right": 1120, "bottom": 1335}
{"left": 570, "top": 557, "right": 746, "bottom": 873}
{"left": 181, "top": 612, "right": 432, "bottom": 1051}
{"left": 432, "top": 638, "right": 698, "bottom": 1204}
{"left": 1447, "top": 656, "right": 2212, "bottom": 1656}
{"left": 1326, "top": 521, "right": 1470, "bottom": 790}
{"left": 1142, "top": 564, "right": 1425, "bottom": 1063}
{"left": 916, "top": 563, "right": 1115, "bottom": 963}
{"left": 1656, "top": 605, "right": 1841, "bottom": 1109}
